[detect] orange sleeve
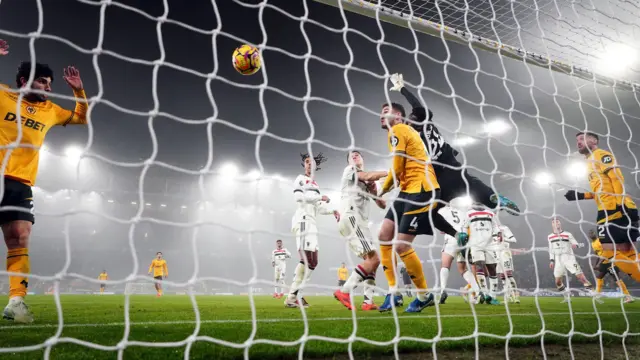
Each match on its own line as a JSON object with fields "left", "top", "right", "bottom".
{"left": 55, "top": 88, "right": 88, "bottom": 126}
{"left": 163, "top": 261, "right": 168, "bottom": 276}
{"left": 584, "top": 192, "right": 594, "bottom": 199}
{"left": 148, "top": 260, "right": 154, "bottom": 274}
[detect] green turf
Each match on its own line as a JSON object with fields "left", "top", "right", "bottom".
{"left": 0, "top": 295, "right": 639, "bottom": 359}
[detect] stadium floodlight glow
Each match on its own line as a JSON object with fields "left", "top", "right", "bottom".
{"left": 594, "top": 43, "right": 638, "bottom": 77}
{"left": 131, "top": 201, "right": 137, "bottom": 205}
{"left": 160, "top": 204, "right": 166, "bottom": 207}
{"left": 482, "top": 119, "right": 511, "bottom": 136}
{"left": 451, "top": 136, "right": 476, "bottom": 147}
{"left": 107, "top": 199, "right": 114, "bottom": 203}
{"left": 534, "top": 171, "right": 555, "bottom": 186}
{"left": 181, "top": 205, "right": 187, "bottom": 209}
{"left": 145, "top": 203, "right": 151, "bottom": 206}
{"left": 566, "top": 161, "right": 588, "bottom": 178}
{"left": 64, "top": 146, "right": 83, "bottom": 164}
{"left": 220, "top": 162, "right": 239, "bottom": 178}
{"left": 247, "top": 169, "right": 261, "bottom": 180}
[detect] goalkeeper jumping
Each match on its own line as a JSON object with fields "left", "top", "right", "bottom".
{"left": 388, "top": 74, "right": 520, "bottom": 215}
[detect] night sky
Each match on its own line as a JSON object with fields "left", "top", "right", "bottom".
{"left": 0, "top": 0, "right": 639, "bottom": 290}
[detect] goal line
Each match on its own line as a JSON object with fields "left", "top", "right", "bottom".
{"left": 314, "top": 0, "right": 639, "bottom": 91}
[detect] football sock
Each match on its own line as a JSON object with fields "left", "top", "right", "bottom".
{"left": 439, "top": 267, "right": 449, "bottom": 294}
{"left": 508, "top": 276, "right": 518, "bottom": 296}
{"left": 287, "top": 263, "right": 305, "bottom": 300}
{"left": 399, "top": 248, "right": 428, "bottom": 301}
{"left": 342, "top": 265, "right": 366, "bottom": 294}
{"left": 475, "top": 268, "right": 488, "bottom": 293}
{"left": 363, "top": 276, "right": 376, "bottom": 304}
{"left": 489, "top": 276, "right": 499, "bottom": 297}
{"left": 463, "top": 270, "right": 480, "bottom": 293}
{"left": 595, "top": 278, "right": 604, "bottom": 293}
{"left": 7, "top": 248, "right": 29, "bottom": 299}
{"left": 380, "top": 245, "right": 396, "bottom": 289}
{"left": 618, "top": 280, "right": 630, "bottom": 296}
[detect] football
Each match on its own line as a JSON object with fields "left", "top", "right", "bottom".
{"left": 232, "top": 44, "right": 261, "bottom": 75}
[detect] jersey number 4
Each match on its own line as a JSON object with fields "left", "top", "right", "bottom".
{"left": 409, "top": 217, "right": 419, "bottom": 229}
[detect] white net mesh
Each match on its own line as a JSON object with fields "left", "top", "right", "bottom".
{"left": 0, "top": 0, "right": 640, "bottom": 359}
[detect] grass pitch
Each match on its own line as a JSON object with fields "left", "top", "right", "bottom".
{"left": 1, "top": 295, "right": 639, "bottom": 359}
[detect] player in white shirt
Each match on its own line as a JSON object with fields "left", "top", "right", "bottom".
{"left": 285, "top": 152, "right": 340, "bottom": 308}
{"left": 438, "top": 202, "right": 481, "bottom": 305}
{"left": 493, "top": 225, "right": 519, "bottom": 303}
{"left": 459, "top": 204, "right": 501, "bottom": 304}
{"left": 548, "top": 218, "right": 592, "bottom": 302}
{"left": 271, "top": 239, "right": 291, "bottom": 299}
{"left": 334, "top": 151, "right": 387, "bottom": 311}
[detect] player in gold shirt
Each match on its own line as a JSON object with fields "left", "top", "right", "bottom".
{"left": 148, "top": 252, "right": 168, "bottom": 297}
{"left": 589, "top": 229, "right": 633, "bottom": 303}
{"left": 98, "top": 270, "right": 109, "bottom": 295}
{"left": 565, "top": 132, "right": 640, "bottom": 283}
{"left": 377, "top": 102, "right": 462, "bottom": 313}
{"left": 337, "top": 263, "right": 348, "bottom": 287}
{"left": 0, "top": 39, "right": 88, "bottom": 323}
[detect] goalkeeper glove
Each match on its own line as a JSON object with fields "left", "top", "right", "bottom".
{"left": 389, "top": 73, "right": 404, "bottom": 91}
{"left": 564, "top": 190, "right": 585, "bottom": 201}
{"left": 456, "top": 232, "right": 469, "bottom": 247}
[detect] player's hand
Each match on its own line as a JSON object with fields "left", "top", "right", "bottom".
{"left": 321, "top": 195, "right": 330, "bottom": 203}
{"left": 63, "top": 66, "right": 84, "bottom": 91}
{"left": 0, "top": 39, "right": 9, "bottom": 56}
{"left": 375, "top": 199, "right": 386, "bottom": 209}
{"left": 549, "top": 262, "right": 554, "bottom": 269}
{"left": 571, "top": 244, "right": 577, "bottom": 249}
{"left": 389, "top": 73, "right": 404, "bottom": 91}
{"left": 564, "top": 190, "right": 585, "bottom": 201}
{"left": 333, "top": 210, "right": 340, "bottom": 222}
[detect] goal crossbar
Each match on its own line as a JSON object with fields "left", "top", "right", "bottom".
{"left": 314, "top": 0, "right": 639, "bottom": 92}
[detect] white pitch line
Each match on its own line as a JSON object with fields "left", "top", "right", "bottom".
{"left": 1, "top": 311, "right": 638, "bottom": 330}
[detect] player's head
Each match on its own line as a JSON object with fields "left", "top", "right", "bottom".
{"left": 341, "top": 262, "right": 346, "bottom": 267}
{"left": 588, "top": 229, "right": 598, "bottom": 240}
{"left": 102, "top": 269, "right": 106, "bottom": 273}
{"left": 576, "top": 131, "right": 599, "bottom": 155}
{"left": 16, "top": 61, "right": 54, "bottom": 102}
{"left": 551, "top": 217, "right": 562, "bottom": 233}
{"left": 300, "top": 152, "right": 328, "bottom": 176}
{"left": 276, "top": 239, "right": 282, "bottom": 249}
{"left": 380, "top": 103, "right": 405, "bottom": 130}
{"left": 347, "top": 151, "right": 364, "bottom": 169}
{"left": 407, "top": 108, "right": 434, "bottom": 132}
{"left": 156, "top": 251, "right": 163, "bottom": 259}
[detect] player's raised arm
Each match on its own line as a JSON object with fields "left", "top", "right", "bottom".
{"left": 389, "top": 73, "right": 428, "bottom": 124}
{"left": 357, "top": 170, "right": 387, "bottom": 182}
{"left": 54, "top": 66, "right": 88, "bottom": 126}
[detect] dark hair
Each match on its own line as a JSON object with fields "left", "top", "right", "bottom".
{"left": 382, "top": 102, "right": 406, "bottom": 119}
{"left": 346, "top": 150, "right": 362, "bottom": 163}
{"left": 276, "top": 239, "right": 282, "bottom": 242}
{"left": 16, "top": 62, "right": 54, "bottom": 87}
{"left": 576, "top": 131, "right": 599, "bottom": 142}
{"left": 300, "top": 152, "right": 328, "bottom": 171}
{"left": 156, "top": 252, "right": 162, "bottom": 255}
{"left": 588, "top": 229, "right": 597, "bottom": 239}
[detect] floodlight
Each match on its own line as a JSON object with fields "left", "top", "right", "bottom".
{"left": 451, "top": 136, "right": 476, "bottom": 147}
{"left": 220, "top": 162, "right": 239, "bottom": 178}
{"left": 64, "top": 146, "right": 83, "bottom": 164}
{"left": 482, "top": 119, "right": 511, "bottom": 136}
{"left": 594, "top": 43, "right": 638, "bottom": 77}
{"left": 534, "top": 172, "right": 554, "bottom": 186}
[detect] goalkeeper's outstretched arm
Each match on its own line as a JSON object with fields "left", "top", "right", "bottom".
{"left": 389, "top": 73, "right": 429, "bottom": 124}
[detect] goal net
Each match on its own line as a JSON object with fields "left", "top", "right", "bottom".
{"left": 1, "top": 0, "right": 640, "bottom": 359}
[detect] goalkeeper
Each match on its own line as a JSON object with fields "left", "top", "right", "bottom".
{"left": 0, "top": 39, "right": 88, "bottom": 323}
{"left": 388, "top": 74, "right": 519, "bottom": 215}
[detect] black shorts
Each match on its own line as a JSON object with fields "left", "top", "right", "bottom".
{"left": 338, "top": 280, "right": 346, "bottom": 287}
{"left": 598, "top": 215, "right": 640, "bottom": 244}
{"left": 0, "top": 177, "right": 35, "bottom": 225}
{"left": 100, "top": 283, "right": 106, "bottom": 289}
{"left": 623, "top": 206, "right": 639, "bottom": 224}
{"left": 434, "top": 163, "right": 496, "bottom": 206}
{"left": 384, "top": 189, "right": 440, "bottom": 235}
{"left": 597, "top": 261, "right": 618, "bottom": 276}
{"left": 154, "top": 276, "right": 163, "bottom": 281}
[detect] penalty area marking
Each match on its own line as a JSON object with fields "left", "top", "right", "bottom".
{"left": 1, "top": 311, "right": 639, "bottom": 330}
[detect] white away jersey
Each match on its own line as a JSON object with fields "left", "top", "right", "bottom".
{"left": 547, "top": 231, "right": 578, "bottom": 257}
{"left": 292, "top": 174, "right": 333, "bottom": 230}
{"left": 461, "top": 207, "right": 500, "bottom": 248}
{"left": 493, "top": 225, "right": 516, "bottom": 251}
{"left": 272, "top": 248, "right": 291, "bottom": 266}
{"left": 438, "top": 206, "right": 465, "bottom": 233}
{"left": 339, "top": 165, "right": 371, "bottom": 221}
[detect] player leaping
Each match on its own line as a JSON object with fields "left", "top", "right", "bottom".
{"left": 565, "top": 131, "right": 640, "bottom": 282}
{"left": 334, "top": 151, "right": 387, "bottom": 311}
{"left": 1, "top": 39, "right": 88, "bottom": 323}
{"left": 377, "top": 103, "right": 466, "bottom": 313}
{"left": 548, "top": 218, "right": 592, "bottom": 303}
{"left": 388, "top": 73, "right": 519, "bottom": 215}
{"left": 271, "top": 239, "right": 291, "bottom": 299}
{"left": 589, "top": 229, "right": 633, "bottom": 304}
{"left": 285, "top": 153, "right": 340, "bottom": 308}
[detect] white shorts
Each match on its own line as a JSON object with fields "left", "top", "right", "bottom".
{"left": 274, "top": 265, "right": 286, "bottom": 281}
{"left": 485, "top": 248, "right": 499, "bottom": 265}
{"left": 295, "top": 221, "right": 319, "bottom": 252}
{"left": 553, "top": 254, "right": 582, "bottom": 278}
{"left": 469, "top": 246, "right": 496, "bottom": 264}
{"left": 338, "top": 214, "right": 376, "bottom": 258}
{"left": 501, "top": 250, "right": 514, "bottom": 272}
{"left": 442, "top": 234, "right": 459, "bottom": 258}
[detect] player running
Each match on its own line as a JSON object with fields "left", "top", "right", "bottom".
{"left": 437, "top": 203, "right": 481, "bottom": 304}
{"left": 1, "top": 39, "right": 89, "bottom": 323}
{"left": 377, "top": 103, "right": 464, "bottom": 313}
{"left": 459, "top": 204, "right": 501, "bottom": 304}
{"left": 98, "top": 270, "right": 109, "bottom": 295}
{"left": 285, "top": 153, "right": 340, "bottom": 308}
{"left": 334, "top": 151, "right": 387, "bottom": 311}
{"left": 494, "top": 225, "right": 520, "bottom": 303}
{"left": 148, "top": 252, "right": 168, "bottom": 297}
{"left": 547, "top": 218, "right": 593, "bottom": 303}
{"left": 589, "top": 229, "right": 633, "bottom": 304}
{"left": 271, "top": 239, "right": 291, "bottom": 299}
{"left": 565, "top": 131, "right": 640, "bottom": 283}
{"left": 388, "top": 73, "right": 519, "bottom": 215}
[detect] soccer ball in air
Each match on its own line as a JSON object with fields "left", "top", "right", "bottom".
{"left": 232, "top": 44, "right": 261, "bottom": 75}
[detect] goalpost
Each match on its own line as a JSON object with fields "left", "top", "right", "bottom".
{"left": 1, "top": 0, "right": 640, "bottom": 359}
